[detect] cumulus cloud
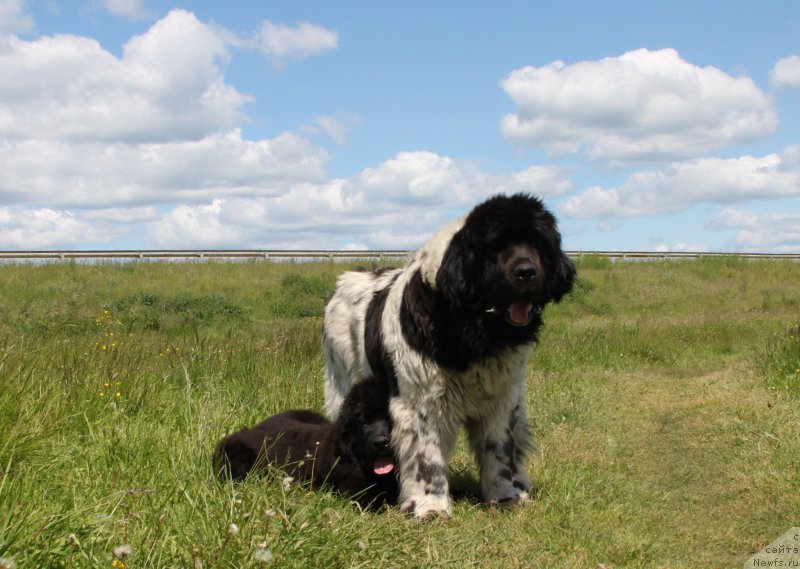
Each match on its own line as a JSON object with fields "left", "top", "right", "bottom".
{"left": 4, "top": 149, "right": 569, "bottom": 251}
{"left": 493, "top": 165, "right": 573, "bottom": 198}
{"left": 500, "top": 48, "right": 777, "bottom": 162}
{"left": 0, "top": 10, "right": 332, "bottom": 211}
{"left": 145, "top": 151, "right": 572, "bottom": 249}
{"left": 147, "top": 199, "right": 246, "bottom": 248}
{"left": 0, "top": 13, "right": 336, "bottom": 146}
{"left": 0, "top": 207, "right": 120, "bottom": 249}
{"left": 0, "top": 9, "right": 248, "bottom": 143}
{"left": 651, "top": 242, "right": 710, "bottom": 253}
{"left": 771, "top": 55, "right": 800, "bottom": 89}
{"left": 255, "top": 21, "right": 338, "bottom": 69}
{"left": 0, "top": 131, "right": 329, "bottom": 208}
{"left": 563, "top": 148, "right": 800, "bottom": 219}
{"left": 80, "top": 206, "right": 159, "bottom": 223}
{"left": 0, "top": 0, "right": 33, "bottom": 34}
{"left": 706, "top": 207, "right": 800, "bottom": 252}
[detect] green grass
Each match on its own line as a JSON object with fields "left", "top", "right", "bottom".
{"left": 0, "top": 257, "right": 799, "bottom": 568}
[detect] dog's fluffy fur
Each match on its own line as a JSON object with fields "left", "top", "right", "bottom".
{"left": 323, "top": 194, "right": 575, "bottom": 518}
{"left": 214, "top": 378, "right": 398, "bottom": 507}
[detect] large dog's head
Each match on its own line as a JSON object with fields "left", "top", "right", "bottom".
{"left": 334, "top": 378, "right": 396, "bottom": 480}
{"left": 435, "top": 193, "right": 576, "bottom": 330}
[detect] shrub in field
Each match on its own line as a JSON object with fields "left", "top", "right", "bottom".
{"left": 265, "top": 273, "right": 334, "bottom": 319}
{"left": 108, "top": 292, "right": 247, "bottom": 332}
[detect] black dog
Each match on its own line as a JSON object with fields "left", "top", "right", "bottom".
{"left": 214, "top": 377, "right": 397, "bottom": 507}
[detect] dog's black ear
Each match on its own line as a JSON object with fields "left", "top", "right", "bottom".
{"left": 436, "top": 231, "right": 477, "bottom": 309}
{"left": 334, "top": 415, "right": 355, "bottom": 463}
{"left": 547, "top": 252, "right": 577, "bottom": 303}
{"left": 214, "top": 438, "right": 256, "bottom": 481}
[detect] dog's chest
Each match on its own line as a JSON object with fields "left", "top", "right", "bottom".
{"left": 451, "top": 360, "right": 520, "bottom": 408}
{"left": 409, "top": 349, "right": 528, "bottom": 422}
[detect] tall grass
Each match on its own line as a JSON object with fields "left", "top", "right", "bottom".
{"left": 757, "top": 321, "right": 800, "bottom": 397}
{"left": 0, "top": 257, "right": 798, "bottom": 568}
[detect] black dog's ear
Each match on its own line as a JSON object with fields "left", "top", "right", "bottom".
{"left": 547, "top": 252, "right": 577, "bottom": 303}
{"left": 436, "top": 231, "right": 477, "bottom": 309}
{"left": 213, "top": 438, "right": 256, "bottom": 481}
{"left": 334, "top": 416, "right": 355, "bottom": 463}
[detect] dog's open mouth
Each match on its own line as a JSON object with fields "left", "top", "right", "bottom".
{"left": 485, "top": 301, "right": 542, "bottom": 327}
{"left": 507, "top": 301, "right": 534, "bottom": 326}
{"left": 373, "top": 456, "right": 395, "bottom": 476}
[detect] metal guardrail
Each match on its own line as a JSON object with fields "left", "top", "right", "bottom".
{"left": 0, "top": 250, "right": 413, "bottom": 262}
{"left": 0, "top": 250, "right": 798, "bottom": 262}
{"left": 570, "top": 251, "right": 800, "bottom": 261}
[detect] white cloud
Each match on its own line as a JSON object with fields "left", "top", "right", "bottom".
{"left": 80, "top": 206, "right": 158, "bottom": 223}
{"left": 563, "top": 148, "right": 800, "bottom": 219}
{"left": 145, "top": 151, "right": 572, "bottom": 249}
{"left": 354, "top": 151, "right": 478, "bottom": 203}
{"left": 651, "top": 242, "right": 710, "bottom": 253}
{"left": 0, "top": 0, "right": 33, "bottom": 34}
{"left": 103, "top": 0, "right": 153, "bottom": 21}
{"left": 255, "top": 21, "right": 338, "bottom": 69}
{"left": 771, "top": 55, "right": 800, "bottom": 89}
{"left": 146, "top": 199, "right": 245, "bottom": 248}
{"left": 494, "top": 165, "right": 573, "bottom": 198}
{"left": 706, "top": 207, "right": 800, "bottom": 252}
{"left": 0, "top": 10, "right": 333, "bottom": 209}
{"left": 0, "top": 130, "right": 329, "bottom": 208}
{"left": 0, "top": 8, "right": 570, "bottom": 251}
{"left": 0, "top": 207, "right": 118, "bottom": 248}
{"left": 501, "top": 48, "right": 777, "bottom": 162}
{"left": 0, "top": 9, "right": 249, "bottom": 143}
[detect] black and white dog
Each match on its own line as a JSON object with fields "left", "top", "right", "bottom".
{"left": 323, "top": 194, "right": 575, "bottom": 518}
{"left": 214, "top": 377, "right": 398, "bottom": 508}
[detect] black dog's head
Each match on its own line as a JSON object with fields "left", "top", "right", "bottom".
{"left": 437, "top": 193, "right": 576, "bottom": 332}
{"left": 334, "top": 378, "right": 396, "bottom": 481}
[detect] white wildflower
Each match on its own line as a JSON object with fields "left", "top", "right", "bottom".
{"left": 227, "top": 523, "right": 239, "bottom": 536}
{"left": 113, "top": 545, "right": 132, "bottom": 559}
{"left": 281, "top": 476, "right": 294, "bottom": 492}
{"left": 252, "top": 547, "right": 274, "bottom": 563}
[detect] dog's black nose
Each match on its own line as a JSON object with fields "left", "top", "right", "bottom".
{"left": 374, "top": 435, "right": 390, "bottom": 449}
{"left": 513, "top": 265, "right": 537, "bottom": 281}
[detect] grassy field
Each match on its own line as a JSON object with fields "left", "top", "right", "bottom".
{"left": 0, "top": 256, "right": 798, "bottom": 568}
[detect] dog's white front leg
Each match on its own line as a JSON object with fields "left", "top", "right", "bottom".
{"left": 390, "top": 398, "right": 452, "bottom": 519}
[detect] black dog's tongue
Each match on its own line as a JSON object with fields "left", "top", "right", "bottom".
{"left": 373, "top": 457, "right": 395, "bottom": 475}
{"left": 508, "top": 301, "right": 533, "bottom": 325}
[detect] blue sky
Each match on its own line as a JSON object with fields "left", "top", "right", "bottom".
{"left": 1, "top": 0, "right": 799, "bottom": 251}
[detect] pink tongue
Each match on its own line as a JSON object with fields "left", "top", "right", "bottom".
{"left": 509, "top": 302, "right": 533, "bottom": 324}
{"left": 373, "top": 457, "right": 395, "bottom": 475}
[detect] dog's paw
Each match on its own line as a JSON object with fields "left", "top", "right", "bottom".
{"left": 400, "top": 494, "right": 452, "bottom": 520}
{"left": 488, "top": 490, "right": 531, "bottom": 509}
{"left": 484, "top": 476, "right": 532, "bottom": 508}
